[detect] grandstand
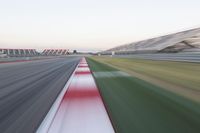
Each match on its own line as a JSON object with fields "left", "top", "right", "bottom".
{"left": 102, "top": 28, "right": 200, "bottom": 55}
{"left": 0, "top": 48, "right": 70, "bottom": 57}
{"left": 42, "top": 49, "right": 69, "bottom": 56}
{"left": 0, "top": 49, "right": 38, "bottom": 57}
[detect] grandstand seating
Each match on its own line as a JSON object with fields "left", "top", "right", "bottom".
{"left": 42, "top": 49, "right": 69, "bottom": 56}
{"left": 0, "top": 48, "right": 70, "bottom": 57}
{"left": 103, "top": 28, "right": 200, "bottom": 54}
{"left": 0, "top": 49, "right": 38, "bottom": 57}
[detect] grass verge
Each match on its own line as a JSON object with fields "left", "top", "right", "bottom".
{"left": 87, "top": 57, "right": 200, "bottom": 133}
{"left": 89, "top": 56, "right": 200, "bottom": 102}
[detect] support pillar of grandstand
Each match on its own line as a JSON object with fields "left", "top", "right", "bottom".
{"left": 7, "top": 49, "right": 10, "bottom": 55}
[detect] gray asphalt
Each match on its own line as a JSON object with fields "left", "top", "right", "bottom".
{"left": 0, "top": 57, "right": 81, "bottom": 133}
{"left": 113, "top": 52, "right": 200, "bottom": 63}
{"left": 0, "top": 56, "right": 57, "bottom": 63}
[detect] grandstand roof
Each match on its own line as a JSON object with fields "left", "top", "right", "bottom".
{"left": 106, "top": 28, "right": 200, "bottom": 52}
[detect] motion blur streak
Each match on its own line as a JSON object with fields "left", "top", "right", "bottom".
{"left": 0, "top": 57, "right": 80, "bottom": 133}
{"left": 47, "top": 58, "right": 114, "bottom": 133}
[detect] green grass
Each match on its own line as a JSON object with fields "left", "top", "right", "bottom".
{"left": 89, "top": 56, "right": 200, "bottom": 102}
{"left": 90, "top": 57, "right": 200, "bottom": 91}
{"left": 87, "top": 58, "right": 200, "bottom": 133}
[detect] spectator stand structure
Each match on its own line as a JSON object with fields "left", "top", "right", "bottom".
{"left": 0, "top": 48, "right": 38, "bottom": 57}
{"left": 102, "top": 28, "right": 200, "bottom": 55}
{"left": 42, "top": 49, "right": 69, "bottom": 56}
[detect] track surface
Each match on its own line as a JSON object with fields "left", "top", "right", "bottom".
{"left": 0, "top": 56, "right": 53, "bottom": 63}
{"left": 0, "top": 57, "right": 80, "bottom": 133}
{"left": 114, "top": 53, "right": 200, "bottom": 62}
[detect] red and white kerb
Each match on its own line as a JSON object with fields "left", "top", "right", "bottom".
{"left": 47, "top": 58, "right": 115, "bottom": 133}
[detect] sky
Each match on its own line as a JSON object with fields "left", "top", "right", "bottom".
{"left": 0, "top": 0, "right": 200, "bottom": 52}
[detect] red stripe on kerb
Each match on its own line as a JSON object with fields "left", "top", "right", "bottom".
{"left": 47, "top": 58, "right": 115, "bottom": 133}
{"left": 75, "top": 71, "right": 91, "bottom": 75}
{"left": 63, "top": 89, "right": 100, "bottom": 99}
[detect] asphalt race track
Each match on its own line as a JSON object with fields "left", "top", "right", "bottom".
{"left": 0, "top": 57, "right": 80, "bottom": 133}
